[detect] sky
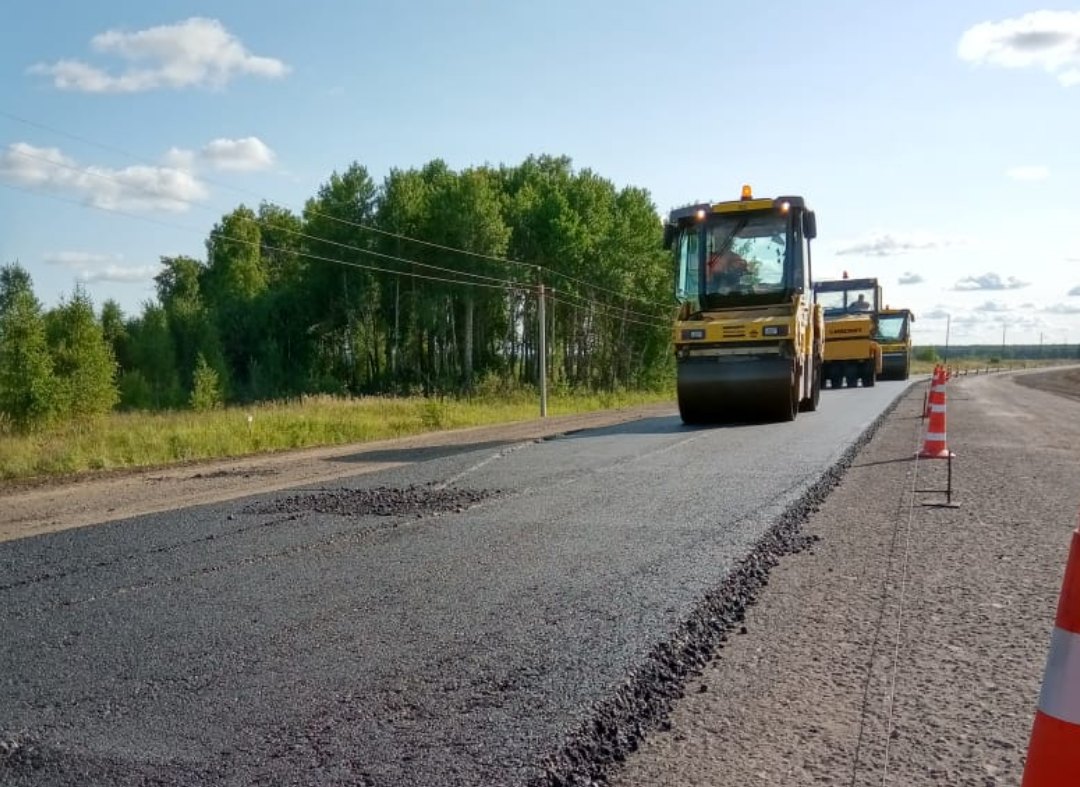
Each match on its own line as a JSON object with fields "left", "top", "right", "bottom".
{"left": 1, "top": 1, "right": 1079, "bottom": 347}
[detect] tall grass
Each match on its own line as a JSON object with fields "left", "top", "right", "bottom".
{"left": 0, "top": 388, "right": 674, "bottom": 483}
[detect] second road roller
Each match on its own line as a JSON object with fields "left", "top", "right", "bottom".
{"left": 663, "top": 185, "right": 823, "bottom": 424}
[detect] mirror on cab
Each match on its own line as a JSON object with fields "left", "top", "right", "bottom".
{"left": 803, "top": 210, "right": 817, "bottom": 240}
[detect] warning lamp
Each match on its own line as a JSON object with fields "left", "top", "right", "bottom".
{"left": 695, "top": 208, "right": 706, "bottom": 220}
{"left": 740, "top": 184, "right": 753, "bottom": 201}
{"left": 779, "top": 200, "right": 790, "bottom": 213}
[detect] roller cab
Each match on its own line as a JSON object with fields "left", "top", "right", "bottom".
{"left": 876, "top": 307, "right": 915, "bottom": 380}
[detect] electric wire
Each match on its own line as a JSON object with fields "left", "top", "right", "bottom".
{"left": 0, "top": 109, "right": 675, "bottom": 310}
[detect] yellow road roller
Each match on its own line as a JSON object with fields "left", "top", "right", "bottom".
{"left": 663, "top": 186, "right": 823, "bottom": 424}
{"left": 876, "top": 306, "right": 915, "bottom": 380}
{"left": 813, "top": 274, "right": 883, "bottom": 389}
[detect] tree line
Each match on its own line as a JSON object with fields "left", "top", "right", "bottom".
{"left": 0, "top": 155, "right": 677, "bottom": 433}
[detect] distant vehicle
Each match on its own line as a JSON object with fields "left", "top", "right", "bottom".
{"left": 812, "top": 274, "right": 883, "bottom": 389}
{"left": 663, "top": 185, "right": 823, "bottom": 423}
{"left": 876, "top": 307, "right": 915, "bottom": 380}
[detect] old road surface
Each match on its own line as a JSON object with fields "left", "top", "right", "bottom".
{"left": 1, "top": 381, "right": 910, "bottom": 787}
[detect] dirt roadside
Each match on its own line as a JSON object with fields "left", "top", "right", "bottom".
{"left": 610, "top": 373, "right": 1080, "bottom": 786}
{"left": 0, "top": 402, "right": 675, "bottom": 543}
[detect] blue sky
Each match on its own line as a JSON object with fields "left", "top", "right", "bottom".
{"left": 2, "top": 1, "right": 1079, "bottom": 346}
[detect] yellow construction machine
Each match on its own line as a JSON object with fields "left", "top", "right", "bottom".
{"left": 663, "top": 185, "right": 823, "bottom": 423}
{"left": 812, "top": 274, "right": 883, "bottom": 389}
{"left": 875, "top": 306, "right": 915, "bottom": 380}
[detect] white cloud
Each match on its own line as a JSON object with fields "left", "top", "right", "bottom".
{"left": 954, "top": 272, "right": 1030, "bottom": 291}
{"left": 162, "top": 137, "right": 276, "bottom": 173}
{"left": 43, "top": 251, "right": 121, "bottom": 268}
{"left": 162, "top": 147, "right": 197, "bottom": 169}
{"left": 974, "top": 300, "right": 1010, "bottom": 312}
{"left": 78, "top": 265, "right": 161, "bottom": 284}
{"left": 1006, "top": 165, "right": 1050, "bottom": 181}
{"left": 200, "top": 137, "right": 275, "bottom": 171}
{"left": 1045, "top": 303, "right": 1080, "bottom": 315}
{"left": 898, "top": 272, "right": 924, "bottom": 285}
{"left": 836, "top": 231, "right": 964, "bottom": 257}
{"left": 958, "top": 11, "right": 1080, "bottom": 87}
{"left": 922, "top": 308, "right": 951, "bottom": 320}
{"left": 28, "top": 17, "right": 289, "bottom": 93}
{"left": 0, "top": 142, "right": 208, "bottom": 212}
{"left": 41, "top": 251, "right": 154, "bottom": 284}
{"left": 1069, "top": 285, "right": 1080, "bottom": 296}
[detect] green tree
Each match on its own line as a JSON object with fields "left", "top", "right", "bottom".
{"left": 125, "top": 304, "right": 181, "bottom": 408}
{"left": 46, "top": 285, "right": 119, "bottom": 421}
{"left": 189, "top": 353, "right": 223, "bottom": 411}
{"left": 0, "top": 289, "right": 59, "bottom": 431}
{"left": 0, "top": 261, "right": 34, "bottom": 317}
{"left": 100, "top": 299, "right": 129, "bottom": 368}
{"left": 301, "top": 163, "right": 380, "bottom": 392}
{"left": 155, "top": 256, "right": 229, "bottom": 402}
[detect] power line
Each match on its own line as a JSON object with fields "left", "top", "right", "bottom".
{"left": 4, "top": 146, "right": 519, "bottom": 288}
{"left": 0, "top": 109, "right": 675, "bottom": 310}
{"left": 546, "top": 284, "right": 671, "bottom": 325}
{"left": 547, "top": 292, "right": 671, "bottom": 330}
{"left": 4, "top": 144, "right": 673, "bottom": 322}
{"left": 0, "top": 181, "right": 519, "bottom": 294}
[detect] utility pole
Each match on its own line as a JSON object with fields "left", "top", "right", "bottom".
{"left": 538, "top": 281, "right": 548, "bottom": 418}
{"left": 943, "top": 314, "right": 951, "bottom": 364}
{"left": 1001, "top": 323, "right": 1007, "bottom": 361}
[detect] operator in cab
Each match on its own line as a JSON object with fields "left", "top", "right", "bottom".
{"left": 849, "top": 293, "right": 872, "bottom": 312}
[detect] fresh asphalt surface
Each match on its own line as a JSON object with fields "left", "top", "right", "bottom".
{"left": 1, "top": 381, "right": 909, "bottom": 786}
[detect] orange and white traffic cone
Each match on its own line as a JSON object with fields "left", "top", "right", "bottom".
{"left": 924, "top": 365, "right": 941, "bottom": 418}
{"left": 1022, "top": 523, "right": 1080, "bottom": 785}
{"left": 918, "top": 368, "right": 952, "bottom": 458}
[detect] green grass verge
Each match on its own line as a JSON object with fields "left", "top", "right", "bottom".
{"left": 0, "top": 389, "right": 674, "bottom": 483}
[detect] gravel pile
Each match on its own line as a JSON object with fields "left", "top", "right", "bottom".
{"left": 246, "top": 484, "right": 501, "bottom": 518}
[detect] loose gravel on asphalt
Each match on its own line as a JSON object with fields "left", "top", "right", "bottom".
{"left": 610, "top": 370, "right": 1080, "bottom": 787}
{"left": 0, "top": 383, "right": 906, "bottom": 787}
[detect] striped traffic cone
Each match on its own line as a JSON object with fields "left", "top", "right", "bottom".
{"left": 918, "top": 368, "right": 952, "bottom": 458}
{"left": 1022, "top": 524, "right": 1080, "bottom": 785}
{"left": 924, "top": 365, "right": 941, "bottom": 418}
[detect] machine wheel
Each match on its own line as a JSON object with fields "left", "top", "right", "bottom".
{"left": 777, "top": 365, "right": 798, "bottom": 422}
{"left": 901, "top": 359, "right": 911, "bottom": 380}
{"left": 862, "top": 361, "right": 876, "bottom": 387}
{"left": 678, "top": 398, "right": 706, "bottom": 426}
{"left": 800, "top": 358, "right": 822, "bottom": 412}
{"left": 844, "top": 367, "right": 860, "bottom": 388}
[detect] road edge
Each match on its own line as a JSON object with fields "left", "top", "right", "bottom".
{"left": 529, "top": 382, "right": 915, "bottom": 787}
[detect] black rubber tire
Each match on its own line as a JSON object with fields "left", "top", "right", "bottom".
{"left": 800, "top": 359, "right": 822, "bottom": 412}
{"left": 862, "top": 361, "right": 876, "bottom": 387}
{"left": 777, "top": 364, "right": 798, "bottom": 422}
{"left": 828, "top": 369, "right": 843, "bottom": 389}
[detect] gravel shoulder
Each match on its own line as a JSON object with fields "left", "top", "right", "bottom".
{"left": 0, "top": 402, "right": 675, "bottom": 543}
{"left": 610, "top": 372, "right": 1080, "bottom": 786}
